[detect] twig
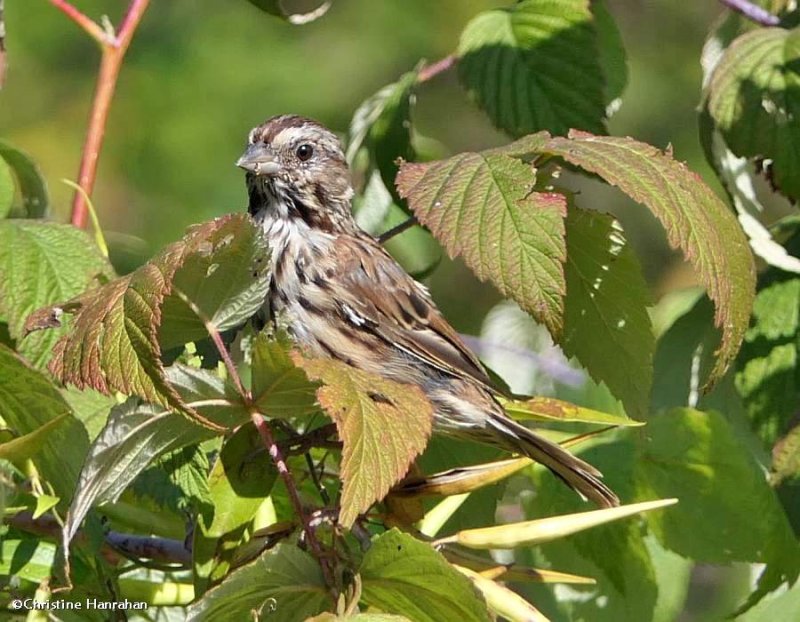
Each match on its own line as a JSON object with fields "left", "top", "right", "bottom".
{"left": 49, "top": 0, "right": 151, "bottom": 229}
{"left": 8, "top": 511, "right": 190, "bottom": 566}
{"left": 718, "top": 0, "right": 780, "bottom": 26}
{"left": 417, "top": 54, "right": 456, "bottom": 83}
{"left": 378, "top": 216, "right": 418, "bottom": 244}
{"left": 0, "top": 0, "right": 7, "bottom": 89}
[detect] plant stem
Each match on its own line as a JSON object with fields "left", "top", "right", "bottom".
{"left": 378, "top": 216, "right": 418, "bottom": 244}
{"left": 718, "top": 0, "right": 780, "bottom": 26}
{"left": 417, "top": 54, "right": 457, "bottom": 83}
{"left": 49, "top": 0, "right": 151, "bottom": 229}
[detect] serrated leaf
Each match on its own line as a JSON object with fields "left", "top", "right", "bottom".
{"left": 636, "top": 409, "right": 800, "bottom": 569}
{"left": 0, "top": 153, "right": 12, "bottom": 218}
{"left": 396, "top": 150, "right": 567, "bottom": 335}
{"left": 132, "top": 444, "right": 211, "bottom": 515}
{"left": 360, "top": 529, "right": 490, "bottom": 622}
{"left": 773, "top": 424, "right": 800, "bottom": 484}
{"left": 63, "top": 366, "right": 247, "bottom": 554}
{"left": 252, "top": 332, "right": 319, "bottom": 418}
{"left": 502, "top": 395, "right": 641, "bottom": 426}
{"left": 0, "top": 141, "right": 49, "bottom": 218}
{"left": 562, "top": 207, "right": 653, "bottom": 419}
{"left": 187, "top": 543, "right": 331, "bottom": 622}
{"left": 457, "top": 0, "right": 607, "bottom": 136}
{"left": 245, "top": 0, "right": 330, "bottom": 25}
{"left": 538, "top": 131, "right": 755, "bottom": 387}
{"left": 296, "top": 357, "right": 434, "bottom": 527}
{"left": 0, "top": 345, "right": 88, "bottom": 506}
{"left": 38, "top": 214, "right": 267, "bottom": 429}
{"left": 0, "top": 220, "right": 111, "bottom": 368}
{"left": 706, "top": 26, "right": 800, "bottom": 202}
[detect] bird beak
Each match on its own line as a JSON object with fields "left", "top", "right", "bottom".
{"left": 236, "top": 144, "right": 281, "bottom": 175}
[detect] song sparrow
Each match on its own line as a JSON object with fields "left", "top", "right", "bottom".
{"left": 237, "top": 114, "right": 619, "bottom": 508}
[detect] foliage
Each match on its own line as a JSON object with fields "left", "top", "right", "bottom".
{"left": 1, "top": 0, "right": 799, "bottom": 620}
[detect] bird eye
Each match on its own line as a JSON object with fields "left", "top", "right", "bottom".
{"left": 296, "top": 144, "right": 314, "bottom": 161}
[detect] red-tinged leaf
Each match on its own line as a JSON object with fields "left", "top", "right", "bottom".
{"left": 396, "top": 152, "right": 567, "bottom": 335}
{"left": 539, "top": 131, "right": 755, "bottom": 387}
{"left": 34, "top": 214, "right": 268, "bottom": 431}
{"left": 294, "top": 356, "right": 434, "bottom": 528}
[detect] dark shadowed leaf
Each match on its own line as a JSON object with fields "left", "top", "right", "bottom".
{"left": 245, "top": 0, "right": 330, "bottom": 24}
{"left": 706, "top": 26, "right": 800, "bottom": 202}
{"left": 187, "top": 543, "right": 331, "bottom": 622}
{"left": 396, "top": 148, "right": 567, "bottom": 335}
{"left": 538, "top": 132, "right": 755, "bottom": 387}
{"left": 457, "top": 0, "right": 607, "bottom": 136}
{"left": 594, "top": 0, "right": 628, "bottom": 105}
{"left": 296, "top": 357, "right": 434, "bottom": 527}
{"left": 0, "top": 141, "right": 49, "bottom": 218}
{"left": 360, "top": 529, "right": 490, "bottom": 622}
{"left": 0, "top": 345, "right": 88, "bottom": 507}
{"left": 0, "top": 220, "right": 111, "bottom": 369}
{"left": 561, "top": 208, "right": 653, "bottom": 419}
{"left": 63, "top": 366, "right": 247, "bottom": 554}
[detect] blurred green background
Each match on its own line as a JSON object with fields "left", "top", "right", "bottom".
{"left": 0, "top": 2, "right": 752, "bottom": 618}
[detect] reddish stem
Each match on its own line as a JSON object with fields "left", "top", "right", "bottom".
{"left": 417, "top": 54, "right": 456, "bottom": 83}
{"left": 50, "top": 0, "right": 151, "bottom": 229}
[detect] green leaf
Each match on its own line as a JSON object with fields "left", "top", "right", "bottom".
{"left": 0, "top": 153, "right": 12, "bottom": 218}
{"left": 706, "top": 26, "right": 800, "bottom": 202}
{"left": 296, "top": 357, "right": 434, "bottom": 528}
{"left": 348, "top": 70, "right": 418, "bottom": 206}
{"left": 193, "top": 423, "right": 279, "bottom": 594}
{"left": 593, "top": 0, "right": 628, "bottom": 105}
{"left": 636, "top": 408, "right": 800, "bottom": 569}
{"left": 360, "top": 529, "right": 490, "bottom": 622}
{"left": 457, "top": 0, "right": 607, "bottom": 136}
{"left": 0, "top": 539, "right": 57, "bottom": 584}
{"left": 252, "top": 332, "right": 319, "bottom": 418}
{"left": 773, "top": 424, "right": 800, "bottom": 484}
{"left": 187, "top": 543, "right": 331, "bottom": 622}
{"left": 309, "top": 614, "right": 411, "bottom": 622}
{"left": 739, "top": 577, "right": 800, "bottom": 622}
{"left": 61, "top": 387, "right": 117, "bottom": 441}
{"left": 132, "top": 444, "right": 211, "bottom": 515}
{"left": 63, "top": 366, "right": 247, "bottom": 554}
{"left": 245, "top": 0, "right": 330, "bottom": 24}
{"left": 562, "top": 207, "right": 653, "bottom": 419}
{"left": 0, "top": 220, "right": 111, "bottom": 369}
{"left": 33, "top": 494, "right": 60, "bottom": 519}
{"left": 501, "top": 395, "right": 640, "bottom": 426}
{"left": 735, "top": 274, "right": 800, "bottom": 446}
{"left": 0, "top": 412, "right": 69, "bottom": 462}
{"left": 523, "top": 439, "right": 659, "bottom": 622}
{"left": 538, "top": 131, "right": 755, "bottom": 387}
{"left": 36, "top": 214, "right": 267, "bottom": 430}
{"left": 0, "top": 141, "right": 49, "bottom": 218}
{"left": 0, "top": 345, "right": 89, "bottom": 506}
{"left": 396, "top": 148, "right": 567, "bottom": 335}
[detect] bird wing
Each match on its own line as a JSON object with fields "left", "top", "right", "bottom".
{"left": 330, "top": 235, "right": 499, "bottom": 393}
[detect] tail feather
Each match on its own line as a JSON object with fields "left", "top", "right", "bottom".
{"left": 487, "top": 413, "right": 619, "bottom": 508}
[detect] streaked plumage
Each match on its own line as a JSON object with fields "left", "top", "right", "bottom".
{"left": 238, "top": 114, "right": 619, "bottom": 508}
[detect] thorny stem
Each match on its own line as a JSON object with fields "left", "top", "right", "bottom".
{"left": 417, "top": 54, "right": 457, "bottom": 83}
{"left": 717, "top": 0, "right": 781, "bottom": 26}
{"left": 49, "top": 0, "right": 151, "bottom": 229}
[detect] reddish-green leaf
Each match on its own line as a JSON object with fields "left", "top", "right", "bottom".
{"left": 33, "top": 214, "right": 267, "bottom": 430}
{"left": 295, "top": 357, "right": 434, "bottom": 527}
{"left": 539, "top": 131, "right": 755, "bottom": 387}
{"left": 251, "top": 332, "right": 319, "bottom": 418}
{"left": 396, "top": 150, "right": 567, "bottom": 335}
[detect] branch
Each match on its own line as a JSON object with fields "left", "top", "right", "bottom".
{"left": 417, "top": 54, "right": 457, "bottom": 83}
{"left": 378, "top": 216, "right": 418, "bottom": 244}
{"left": 718, "top": 0, "right": 780, "bottom": 26}
{"left": 49, "top": 0, "right": 151, "bottom": 229}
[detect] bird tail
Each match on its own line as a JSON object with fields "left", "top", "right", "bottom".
{"left": 487, "top": 412, "right": 619, "bottom": 508}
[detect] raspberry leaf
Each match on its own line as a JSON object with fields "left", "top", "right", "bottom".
{"left": 295, "top": 357, "right": 434, "bottom": 528}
